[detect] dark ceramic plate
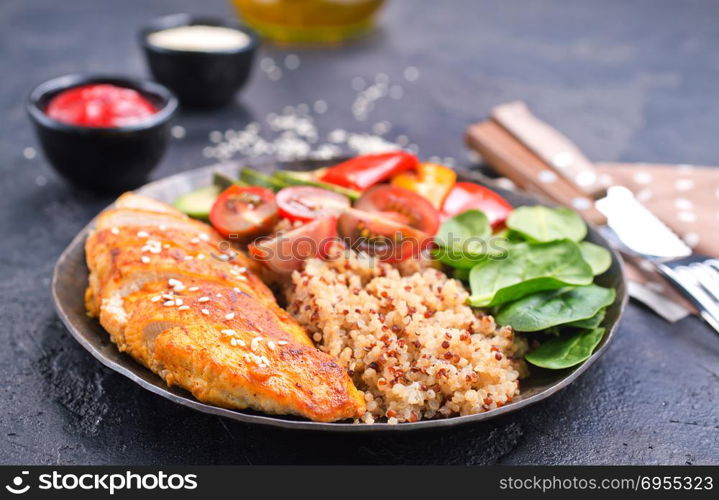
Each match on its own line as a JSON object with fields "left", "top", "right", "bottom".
{"left": 52, "top": 159, "right": 627, "bottom": 432}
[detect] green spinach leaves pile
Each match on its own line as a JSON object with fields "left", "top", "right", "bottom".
{"left": 434, "top": 205, "right": 615, "bottom": 370}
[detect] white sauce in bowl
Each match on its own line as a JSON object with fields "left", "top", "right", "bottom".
{"left": 148, "top": 25, "right": 252, "bottom": 52}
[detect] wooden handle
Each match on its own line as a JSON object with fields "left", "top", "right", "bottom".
{"left": 465, "top": 121, "right": 607, "bottom": 226}
{"left": 491, "top": 101, "right": 607, "bottom": 198}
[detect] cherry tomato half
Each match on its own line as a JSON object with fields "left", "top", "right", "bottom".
{"left": 441, "top": 182, "right": 513, "bottom": 228}
{"left": 248, "top": 217, "right": 337, "bottom": 274}
{"left": 338, "top": 208, "right": 432, "bottom": 263}
{"left": 354, "top": 185, "right": 440, "bottom": 237}
{"left": 276, "top": 186, "right": 351, "bottom": 223}
{"left": 209, "top": 185, "right": 278, "bottom": 241}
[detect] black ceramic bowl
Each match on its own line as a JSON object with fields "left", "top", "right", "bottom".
{"left": 140, "top": 14, "right": 259, "bottom": 108}
{"left": 27, "top": 74, "right": 178, "bottom": 192}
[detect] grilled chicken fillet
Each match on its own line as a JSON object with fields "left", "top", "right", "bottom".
{"left": 85, "top": 192, "right": 365, "bottom": 422}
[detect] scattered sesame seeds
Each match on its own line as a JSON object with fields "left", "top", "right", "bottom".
{"left": 267, "top": 66, "right": 283, "bottom": 81}
{"left": 190, "top": 237, "right": 200, "bottom": 244}
{"left": 163, "top": 300, "right": 175, "bottom": 307}
{"left": 278, "top": 341, "right": 289, "bottom": 346}
{"left": 313, "top": 100, "right": 328, "bottom": 114}
{"left": 351, "top": 76, "right": 366, "bottom": 91}
{"left": 23, "top": 146, "right": 37, "bottom": 159}
{"left": 225, "top": 312, "right": 235, "bottom": 320}
{"left": 284, "top": 54, "right": 300, "bottom": 70}
{"left": 197, "top": 254, "right": 206, "bottom": 260}
{"left": 141, "top": 240, "right": 162, "bottom": 253}
{"left": 251, "top": 337, "right": 262, "bottom": 351}
{"left": 209, "top": 130, "right": 223, "bottom": 143}
{"left": 188, "top": 286, "right": 200, "bottom": 292}
{"left": 221, "top": 329, "right": 237, "bottom": 336}
{"left": 171, "top": 125, "right": 186, "bottom": 139}
{"left": 177, "top": 305, "right": 190, "bottom": 311}
{"left": 110, "top": 227, "right": 120, "bottom": 235}
{"left": 267, "top": 341, "right": 276, "bottom": 350}
{"left": 200, "top": 73, "right": 421, "bottom": 163}
{"left": 137, "top": 231, "right": 149, "bottom": 238}
{"left": 260, "top": 57, "right": 275, "bottom": 72}
{"left": 201, "top": 308, "right": 210, "bottom": 315}
{"left": 198, "top": 296, "right": 210, "bottom": 303}
{"left": 199, "top": 233, "right": 210, "bottom": 241}
{"left": 151, "top": 295, "right": 162, "bottom": 302}
{"left": 403, "top": 66, "right": 420, "bottom": 82}
{"left": 141, "top": 256, "right": 151, "bottom": 264}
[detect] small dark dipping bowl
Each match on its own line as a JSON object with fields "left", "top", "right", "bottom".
{"left": 27, "top": 74, "right": 178, "bottom": 192}
{"left": 140, "top": 14, "right": 259, "bottom": 108}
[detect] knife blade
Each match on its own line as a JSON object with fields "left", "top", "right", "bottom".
{"left": 595, "top": 185, "right": 691, "bottom": 259}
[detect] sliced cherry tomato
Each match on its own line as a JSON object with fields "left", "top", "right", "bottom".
{"left": 209, "top": 185, "right": 278, "bottom": 240}
{"left": 275, "top": 186, "right": 351, "bottom": 223}
{"left": 248, "top": 217, "right": 337, "bottom": 274}
{"left": 441, "top": 182, "right": 513, "bottom": 228}
{"left": 391, "top": 162, "right": 457, "bottom": 209}
{"left": 319, "top": 152, "right": 418, "bottom": 191}
{"left": 354, "top": 185, "right": 440, "bottom": 237}
{"left": 338, "top": 208, "right": 432, "bottom": 263}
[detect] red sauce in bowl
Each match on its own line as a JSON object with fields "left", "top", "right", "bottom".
{"left": 46, "top": 84, "right": 158, "bottom": 127}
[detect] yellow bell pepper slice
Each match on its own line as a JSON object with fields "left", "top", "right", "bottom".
{"left": 391, "top": 163, "right": 457, "bottom": 208}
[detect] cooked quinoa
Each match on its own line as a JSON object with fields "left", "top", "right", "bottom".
{"left": 285, "top": 251, "right": 528, "bottom": 424}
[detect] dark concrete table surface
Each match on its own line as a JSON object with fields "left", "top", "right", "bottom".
{"left": 1, "top": 0, "right": 717, "bottom": 465}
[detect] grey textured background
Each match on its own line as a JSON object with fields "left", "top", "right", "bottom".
{"left": 1, "top": 0, "right": 717, "bottom": 465}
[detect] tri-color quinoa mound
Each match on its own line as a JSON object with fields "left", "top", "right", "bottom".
{"left": 286, "top": 251, "right": 528, "bottom": 424}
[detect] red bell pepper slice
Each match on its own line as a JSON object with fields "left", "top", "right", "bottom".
{"left": 320, "top": 152, "right": 418, "bottom": 191}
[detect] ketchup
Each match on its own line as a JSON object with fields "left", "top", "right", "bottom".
{"left": 46, "top": 84, "right": 158, "bottom": 127}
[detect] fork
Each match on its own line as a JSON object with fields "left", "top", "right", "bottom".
{"left": 658, "top": 260, "right": 719, "bottom": 333}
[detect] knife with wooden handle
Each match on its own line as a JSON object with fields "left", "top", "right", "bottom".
{"left": 491, "top": 101, "right": 608, "bottom": 198}
{"left": 465, "top": 120, "right": 608, "bottom": 225}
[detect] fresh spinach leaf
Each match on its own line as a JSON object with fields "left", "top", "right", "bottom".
{"left": 566, "top": 308, "right": 606, "bottom": 329}
{"left": 495, "top": 285, "right": 615, "bottom": 331}
{"left": 507, "top": 206, "right": 587, "bottom": 243}
{"left": 468, "top": 240, "right": 593, "bottom": 307}
{"left": 525, "top": 327, "right": 606, "bottom": 369}
{"left": 435, "top": 209, "right": 491, "bottom": 245}
{"left": 434, "top": 210, "right": 509, "bottom": 268}
{"left": 579, "top": 241, "right": 612, "bottom": 275}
